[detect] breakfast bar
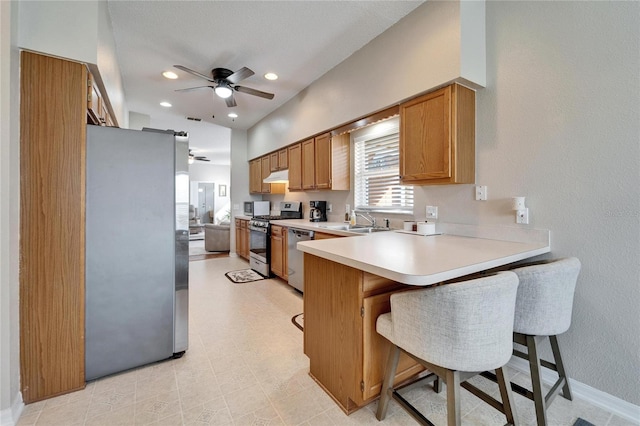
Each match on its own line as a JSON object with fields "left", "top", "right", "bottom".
{"left": 296, "top": 224, "right": 550, "bottom": 414}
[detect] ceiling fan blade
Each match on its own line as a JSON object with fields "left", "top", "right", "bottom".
{"left": 226, "top": 67, "right": 254, "bottom": 84}
{"left": 234, "top": 85, "right": 275, "bottom": 100}
{"left": 196, "top": 158, "right": 210, "bottom": 162}
{"left": 175, "top": 85, "right": 214, "bottom": 92}
{"left": 225, "top": 94, "right": 237, "bottom": 108}
{"left": 174, "top": 65, "right": 214, "bottom": 82}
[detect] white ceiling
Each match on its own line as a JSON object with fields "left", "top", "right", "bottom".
{"left": 107, "top": 1, "right": 424, "bottom": 159}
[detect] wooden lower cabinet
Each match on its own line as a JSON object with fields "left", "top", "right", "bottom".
{"left": 303, "top": 254, "right": 424, "bottom": 414}
{"left": 235, "top": 218, "right": 250, "bottom": 259}
{"left": 314, "top": 232, "right": 343, "bottom": 240}
{"left": 270, "top": 225, "right": 287, "bottom": 280}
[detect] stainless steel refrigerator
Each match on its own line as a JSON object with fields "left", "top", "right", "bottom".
{"left": 85, "top": 126, "right": 189, "bottom": 381}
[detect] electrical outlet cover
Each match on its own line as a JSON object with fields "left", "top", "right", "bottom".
{"left": 426, "top": 205, "right": 438, "bottom": 219}
{"left": 475, "top": 185, "right": 488, "bottom": 201}
{"left": 516, "top": 208, "right": 529, "bottom": 224}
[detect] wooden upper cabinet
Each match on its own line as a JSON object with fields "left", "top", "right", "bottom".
{"left": 261, "top": 156, "right": 271, "bottom": 193}
{"left": 250, "top": 156, "right": 285, "bottom": 194}
{"left": 326, "top": 133, "right": 349, "bottom": 191}
{"left": 269, "top": 148, "right": 289, "bottom": 172}
{"left": 314, "top": 133, "right": 332, "bottom": 189}
{"left": 87, "top": 73, "right": 102, "bottom": 125}
{"left": 301, "top": 138, "right": 316, "bottom": 190}
{"left": 249, "top": 159, "right": 262, "bottom": 194}
{"left": 278, "top": 148, "right": 288, "bottom": 170}
{"left": 270, "top": 152, "right": 279, "bottom": 172}
{"left": 400, "top": 83, "right": 475, "bottom": 185}
{"left": 288, "top": 143, "right": 302, "bottom": 191}
{"left": 299, "top": 132, "right": 349, "bottom": 191}
{"left": 87, "top": 72, "right": 116, "bottom": 127}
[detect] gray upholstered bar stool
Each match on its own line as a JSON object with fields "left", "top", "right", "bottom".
{"left": 484, "top": 257, "right": 581, "bottom": 426}
{"left": 376, "top": 272, "right": 521, "bottom": 426}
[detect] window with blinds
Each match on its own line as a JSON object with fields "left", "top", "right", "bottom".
{"left": 354, "top": 122, "right": 414, "bottom": 213}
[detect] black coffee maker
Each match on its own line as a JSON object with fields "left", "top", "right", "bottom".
{"left": 309, "top": 201, "right": 327, "bottom": 222}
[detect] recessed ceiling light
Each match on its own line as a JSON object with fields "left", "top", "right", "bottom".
{"left": 162, "top": 71, "right": 178, "bottom": 79}
{"left": 228, "top": 113, "right": 238, "bottom": 118}
{"left": 264, "top": 72, "right": 278, "bottom": 81}
{"left": 160, "top": 101, "right": 172, "bottom": 107}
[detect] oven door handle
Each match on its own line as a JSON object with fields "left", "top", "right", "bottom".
{"left": 249, "top": 226, "right": 268, "bottom": 233}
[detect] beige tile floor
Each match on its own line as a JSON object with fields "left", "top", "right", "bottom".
{"left": 17, "top": 256, "right": 633, "bottom": 426}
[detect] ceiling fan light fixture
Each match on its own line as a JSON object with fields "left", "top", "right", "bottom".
{"left": 214, "top": 84, "right": 233, "bottom": 99}
{"left": 160, "top": 101, "right": 172, "bottom": 107}
{"left": 162, "top": 71, "right": 178, "bottom": 79}
{"left": 264, "top": 72, "right": 278, "bottom": 81}
{"left": 228, "top": 113, "right": 238, "bottom": 118}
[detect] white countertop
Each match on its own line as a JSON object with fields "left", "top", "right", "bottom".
{"left": 295, "top": 223, "right": 550, "bottom": 286}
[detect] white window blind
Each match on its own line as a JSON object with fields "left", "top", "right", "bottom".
{"left": 354, "top": 128, "right": 413, "bottom": 213}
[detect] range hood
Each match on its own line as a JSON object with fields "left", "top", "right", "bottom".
{"left": 263, "top": 169, "right": 289, "bottom": 183}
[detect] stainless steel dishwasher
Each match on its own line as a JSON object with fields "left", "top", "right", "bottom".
{"left": 287, "top": 228, "right": 314, "bottom": 292}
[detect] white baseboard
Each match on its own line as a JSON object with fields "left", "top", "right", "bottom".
{"left": 508, "top": 357, "right": 640, "bottom": 424}
{"left": 0, "top": 392, "right": 24, "bottom": 426}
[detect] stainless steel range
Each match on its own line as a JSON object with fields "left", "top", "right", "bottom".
{"left": 248, "top": 201, "right": 302, "bottom": 277}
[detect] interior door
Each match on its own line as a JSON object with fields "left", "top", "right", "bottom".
{"left": 198, "top": 182, "right": 215, "bottom": 223}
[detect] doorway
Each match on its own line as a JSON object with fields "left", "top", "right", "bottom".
{"left": 191, "top": 181, "right": 215, "bottom": 224}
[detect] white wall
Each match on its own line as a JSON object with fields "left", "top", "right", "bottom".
{"left": 18, "top": 0, "right": 127, "bottom": 126}
{"left": 18, "top": 1, "right": 98, "bottom": 64}
{"left": 248, "top": 0, "right": 485, "bottom": 159}
{"left": 251, "top": 0, "right": 640, "bottom": 408}
{"left": 95, "top": 0, "right": 127, "bottom": 128}
{"left": 128, "top": 111, "right": 151, "bottom": 131}
{"left": 0, "top": 1, "right": 22, "bottom": 424}
{"left": 476, "top": 0, "right": 638, "bottom": 405}
{"left": 229, "top": 129, "right": 258, "bottom": 254}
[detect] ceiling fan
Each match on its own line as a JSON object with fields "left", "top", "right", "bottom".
{"left": 174, "top": 65, "right": 275, "bottom": 107}
{"left": 188, "top": 150, "right": 210, "bottom": 163}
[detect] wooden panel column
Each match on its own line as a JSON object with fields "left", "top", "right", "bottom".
{"left": 20, "top": 51, "right": 86, "bottom": 403}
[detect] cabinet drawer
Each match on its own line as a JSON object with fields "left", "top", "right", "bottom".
{"left": 271, "top": 225, "right": 285, "bottom": 237}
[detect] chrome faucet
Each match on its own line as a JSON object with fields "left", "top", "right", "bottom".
{"left": 355, "top": 211, "right": 376, "bottom": 227}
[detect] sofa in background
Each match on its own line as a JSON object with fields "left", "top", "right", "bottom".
{"left": 204, "top": 223, "right": 230, "bottom": 252}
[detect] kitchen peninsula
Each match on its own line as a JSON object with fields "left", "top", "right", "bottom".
{"left": 296, "top": 224, "right": 550, "bottom": 414}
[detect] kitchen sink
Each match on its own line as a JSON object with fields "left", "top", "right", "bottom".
{"left": 347, "top": 226, "right": 391, "bottom": 233}
{"left": 318, "top": 224, "right": 391, "bottom": 233}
